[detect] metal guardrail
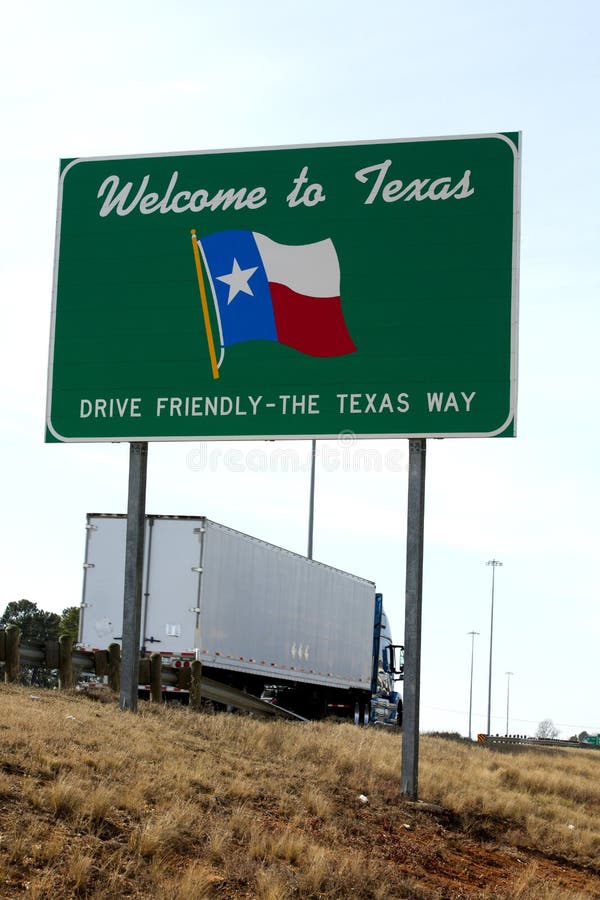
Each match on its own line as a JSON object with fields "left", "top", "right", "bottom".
{"left": 182, "top": 674, "right": 306, "bottom": 721}
{"left": 479, "top": 734, "right": 600, "bottom": 751}
{"left": 3, "top": 634, "right": 305, "bottom": 721}
{"left": 17, "top": 643, "right": 94, "bottom": 670}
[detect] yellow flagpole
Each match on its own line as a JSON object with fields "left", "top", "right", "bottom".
{"left": 191, "top": 229, "right": 220, "bottom": 380}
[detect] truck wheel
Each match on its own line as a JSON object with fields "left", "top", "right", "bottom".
{"left": 363, "top": 701, "right": 371, "bottom": 726}
{"left": 353, "top": 700, "right": 370, "bottom": 726}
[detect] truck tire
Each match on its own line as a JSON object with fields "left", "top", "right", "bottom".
{"left": 353, "top": 700, "right": 370, "bottom": 726}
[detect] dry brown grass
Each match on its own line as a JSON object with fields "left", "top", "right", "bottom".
{"left": 420, "top": 735, "right": 600, "bottom": 862}
{"left": 0, "top": 684, "right": 599, "bottom": 898}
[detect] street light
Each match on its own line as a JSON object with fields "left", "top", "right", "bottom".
{"left": 486, "top": 559, "right": 503, "bottom": 735}
{"left": 467, "top": 631, "right": 479, "bottom": 740}
{"left": 505, "top": 671, "right": 514, "bottom": 736}
{"left": 307, "top": 439, "right": 316, "bottom": 559}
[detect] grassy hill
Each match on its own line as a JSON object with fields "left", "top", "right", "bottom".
{"left": 0, "top": 684, "right": 599, "bottom": 898}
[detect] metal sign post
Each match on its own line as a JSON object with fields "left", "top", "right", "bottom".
{"left": 401, "top": 438, "right": 426, "bottom": 799}
{"left": 119, "top": 442, "right": 148, "bottom": 711}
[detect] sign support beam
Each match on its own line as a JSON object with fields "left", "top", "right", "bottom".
{"left": 401, "top": 438, "right": 427, "bottom": 800}
{"left": 119, "top": 442, "right": 148, "bottom": 712}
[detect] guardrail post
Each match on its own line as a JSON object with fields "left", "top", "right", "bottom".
{"left": 150, "top": 653, "right": 162, "bottom": 703}
{"left": 94, "top": 649, "right": 108, "bottom": 680}
{"left": 108, "top": 643, "right": 121, "bottom": 693}
{"left": 177, "top": 666, "right": 191, "bottom": 691}
{"left": 190, "top": 660, "right": 202, "bottom": 710}
{"left": 58, "top": 635, "right": 74, "bottom": 689}
{"left": 4, "top": 625, "right": 20, "bottom": 683}
{"left": 138, "top": 657, "right": 150, "bottom": 685}
{"left": 45, "top": 639, "right": 60, "bottom": 670}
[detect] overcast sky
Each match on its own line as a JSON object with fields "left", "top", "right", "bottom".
{"left": 1, "top": 0, "right": 598, "bottom": 738}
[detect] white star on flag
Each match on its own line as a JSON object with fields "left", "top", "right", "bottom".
{"left": 216, "top": 258, "right": 258, "bottom": 304}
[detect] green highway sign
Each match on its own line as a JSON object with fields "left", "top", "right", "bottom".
{"left": 46, "top": 133, "right": 520, "bottom": 442}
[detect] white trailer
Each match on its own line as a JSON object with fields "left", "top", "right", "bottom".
{"left": 79, "top": 514, "right": 402, "bottom": 722}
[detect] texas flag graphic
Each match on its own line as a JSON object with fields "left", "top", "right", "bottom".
{"left": 194, "top": 230, "right": 356, "bottom": 376}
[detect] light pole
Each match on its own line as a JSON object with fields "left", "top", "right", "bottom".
{"left": 307, "top": 440, "right": 316, "bottom": 559}
{"left": 486, "top": 559, "right": 503, "bottom": 735}
{"left": 467, "top": 631, "right": 479, "bottom": 740}
{"left": 505, "top": 671, "right": 514, "bottom": 736}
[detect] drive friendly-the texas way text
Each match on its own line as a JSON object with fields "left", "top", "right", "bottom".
{"left": 78, "top": 391, "right": 478, "bottom": 420}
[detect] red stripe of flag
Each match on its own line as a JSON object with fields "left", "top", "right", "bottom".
{"left": 270, "top": 283, "right": 356, "bottom": 357}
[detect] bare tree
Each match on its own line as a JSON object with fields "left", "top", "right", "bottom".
{"left": 536, "top": 718, "right": 560, "bottom": 739}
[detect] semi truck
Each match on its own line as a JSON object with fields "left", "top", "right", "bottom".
{"left": 78, "top": 514, "right": 403, "bottom": 724}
